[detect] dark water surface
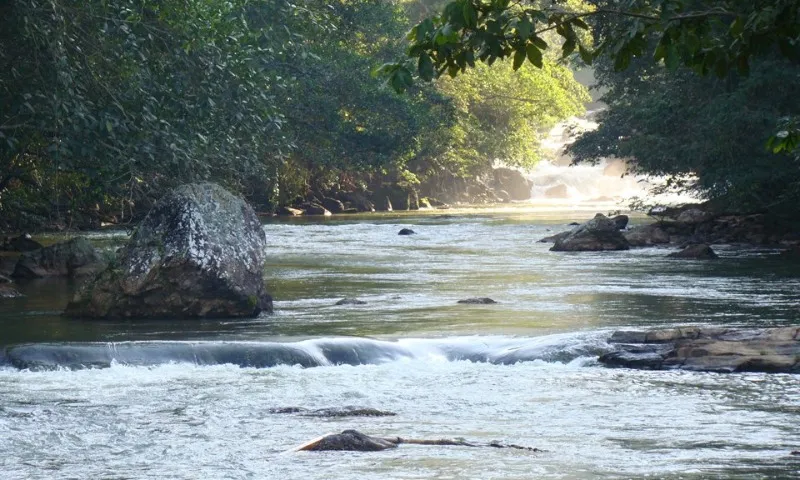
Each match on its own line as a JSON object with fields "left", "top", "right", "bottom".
{"left": 2, "top": 208, "right": 799, "bottom": 479}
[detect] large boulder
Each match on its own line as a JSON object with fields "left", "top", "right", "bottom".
{"left": 13, "top": 237, "right": 105, "bottom": 278}
{"left": 493, "top": 168, "right": 531, "bottom": 201}
{"left": 321, "top": 197, "right": 345, "bottom": 214}
{"left": 551, "top": 214, "right": 629, "bottom": 251}
{"left": 600, "top": 327, "right": 800, "bottom": 373}
{"left": 64, "top": 183, "right": 272, "bottom": 318}
{"left": 293, "top": 430, "right": 397, "bottom": 452}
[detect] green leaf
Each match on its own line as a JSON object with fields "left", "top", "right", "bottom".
{"left": 517, "top": 17, "right": 532, "bottom": 40}
{"left": 513, "top": 47, "right": 526, "bottom": 70}
{"left": 578, "top": 44, "right": 593, "bottom": 65}
{"left": 418, "top": 53, "right": 435, "bottom": 81}
{"left": 526, "top": 44, "right": 543, "bottom": 68}
{"left": 562, "top": 38, "right": 576, "bottom": 57}
{"left": 531, "top": 36, "right": 547, "bottom": 50}
{"left": 463, "top": 2, "right": 478, "bottom": 28}
{"left": 105, "top": 120, "right": 113, "bottom": 133}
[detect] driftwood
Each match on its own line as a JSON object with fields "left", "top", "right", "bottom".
{"left": 290, "top": 430, "right": 543, "bottom": 453}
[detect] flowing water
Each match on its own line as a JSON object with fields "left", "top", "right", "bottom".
{"left": 2, "top": 208, "right": 800, "bottom": 479}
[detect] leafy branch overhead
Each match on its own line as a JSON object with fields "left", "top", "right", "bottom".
{"left": 377, "top": 0, "right": 800, "bottom": 92}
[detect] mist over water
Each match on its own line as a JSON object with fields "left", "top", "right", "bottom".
{"left": 2, "top": 211, "right": 800, "bottom": 479}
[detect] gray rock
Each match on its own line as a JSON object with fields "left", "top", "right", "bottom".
{"left": 269, "top": 406, "right": 395, "bottom": 417}
{"left": 398, "top": 228, "right": 415, "bottom": 235}
{"left": 624, "top": 224, "right": 671, "bottom": 246}
{"left": 457, "top": 297, "right": 497, "bottom": 304}
{"left": 13, "top": 237, "right": 104, "bottom": 278}
{"left": 600, "top": 327, "right": 800, "bottom": 373}
{"left": 296, "top": 430, "right": 398, "bottom": 452}
{"left": 551, "top": 214, "right": 629, "bottom": 251}
{"left": 544, "top": 184, "right": 569, "bottom": 198}
{"left": 64, "top": 183, "right": 272, "bottom": 319}
{"left": 335, "top": 298, "right": 367, "bottom": 306}
{"left": 667, "top": 244, "right": 718, "bottom": 259}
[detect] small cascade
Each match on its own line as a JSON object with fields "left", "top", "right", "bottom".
{"left": 527, "top": 112, "right": 696, "bottom": 206}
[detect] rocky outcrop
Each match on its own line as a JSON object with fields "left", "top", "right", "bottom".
{"left": 493, "top": 168, "right": 531, "bottom": 201}
{"left": 667, "top": 244, "right": 718, "bottom": 259}
{"left": 337, "top": 192, "right": 375, "bottom": 212}
{"left": 13, "top": 237, "right": 105, "bottom": 278}
{"left": 624, "top": 224, "right": 671, "bottom": 246}
{"left": 64, "top": 183, "right": 272, "bottom": 319}
{"left": 538, "top": 230, "right": 571, "bottom": 243}
{"left": 457, "top": 297, "right": 497, "bottom": 304}
{"left": 599, "top": 327, "right": 800, "bottom": 373}
{"left": 551, "top": 214, "right": 629, "bottom": 251}
{"left": 544, "top": 184, "right": 569, "bottom": 199}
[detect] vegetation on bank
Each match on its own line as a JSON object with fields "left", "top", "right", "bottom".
{"left": 0, "top": 0, "right": 587, "bottom": 231}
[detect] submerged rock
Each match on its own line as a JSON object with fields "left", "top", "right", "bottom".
{"left": 398, "top": 228, "right": 415, "bottom": 235}
{"left": 600, "top": 327, "right": 800, "bottom": 373}
{"left": 294, "top": 430, "right": 398, "bottom": 452}
{"left": 667, "top": 244, "right": 718, "bottom": 259}
{"left": 551, "top": 214, "right": 629, "bottom": 252}
{"left": 13, "top": 237, "right": 105, "bottom": 278}
{"left": 64, "top": 183, "right": 272, "bottom": 319}
{"left": 335, "top": 298, "right": 367, "bottom": 306}
{"left": 457, "top": 297, "right": 497, "bottom": 304}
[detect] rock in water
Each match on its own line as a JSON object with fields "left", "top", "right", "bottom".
{"left": 457, "top": 297, "right": 497, "bottom": 304}
{"left": 13, "top": 237, "right": 104, "bottom": 278}
{"left": 667, "top": 244, "right": 718, "bottom": 259}
{"left": 0, "top": 274, "right": 24, "bottom": 298}
{"left": 398, "top": 228, "right": 415, "bottom": 235}
{"left": 624, "top": 224, "right": 671, "bottom": 246}
{"left": 335, "top": 298, "right": 367, "bottom": 306}
{"left": 600, "top": 327, "right": 800, "bottom": 373}
{"left": 294, "top": 430, "right": 397, "bottom": 452}
{"left": 64, "top": 183, "right": 272, "bottom": 318}
{"left": 551, "top": 214, "right": 629, "bottom": 251}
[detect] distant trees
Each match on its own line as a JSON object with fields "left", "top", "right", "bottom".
{"left": 1, "top": 0, "right": 588, "bottom": 229}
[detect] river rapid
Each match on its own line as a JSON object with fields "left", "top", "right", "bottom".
{"left": 1, "top": 207, "right": 799, "bottom": 479}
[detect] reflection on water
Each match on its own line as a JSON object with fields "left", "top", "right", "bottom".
{"left": 1, "top": 209, "right": 799, "bottom": 479}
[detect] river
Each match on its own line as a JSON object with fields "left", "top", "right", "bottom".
{"left": 1, "top": 207, "right": 799, "bottom": 479}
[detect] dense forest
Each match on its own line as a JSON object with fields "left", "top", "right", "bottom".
{"left": 2, "top": 0, "right": 799, "bottom": 230}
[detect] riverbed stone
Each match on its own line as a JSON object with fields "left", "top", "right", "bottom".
{"left": 64, "top": 183, "right": 272, "bottom": 318}
{"left": 13, "top": 237, "right": 105, "bottom": 278}
{"left": 600, "top": 327, "right": 800, "bottom": 373}
{"left": 551, "top": 213, "right": 629, "bottom": 251}
{"left": 667, "top": 244, "right": 718, "bottom": 259}
{"left": 538, "top": 230, "right": 571, "bottom": 243}
{"left": 398, "top": 228, "right": 415, "bottom": 235}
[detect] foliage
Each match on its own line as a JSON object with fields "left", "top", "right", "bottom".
{"left": 379, "top": 0, "right": 800, "bottom": 92}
